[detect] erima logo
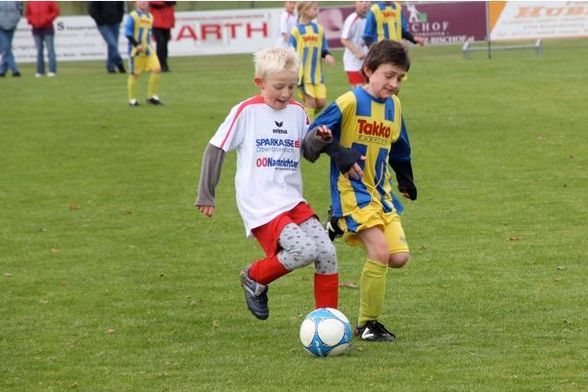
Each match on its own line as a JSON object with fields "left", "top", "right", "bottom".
{"left": 358, "top": 119, "right": 391, "bottom": 138}
{"left": 273, "top": 120, "right": 288, "bottom": 134}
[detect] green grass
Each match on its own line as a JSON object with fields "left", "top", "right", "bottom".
{"left": 1, "top": 40, "right": 587, "bottom": 391}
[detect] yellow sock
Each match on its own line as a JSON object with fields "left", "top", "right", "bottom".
{"left": 128, "top": 76, "right": 137, "bottom": 101}
{"left": 304, "top": 105, "right": 315, "bottom": 121}
{"left": 358, "top": 258, "right": 388, "bottom": 326}
{"left": 148, "top": 72, "right": 160, "bottom": 98}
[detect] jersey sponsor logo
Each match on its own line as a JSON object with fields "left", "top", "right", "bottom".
{"left": 273, "top": 121, "right": 288, "bottom": 134}
{"left": 255, "top": 156, "right": 299, "bottom": 170}
{"left": 255, "top": 138, "right": 301, "bottom": 153}
{"left": 382, "top": 11, "right": 397, "bottom": 18}
{"left": 302, "top": 34, "right": 319, "bottom": 43}
{"left": 357, "top": 119, "right": 391, "bottom": 138}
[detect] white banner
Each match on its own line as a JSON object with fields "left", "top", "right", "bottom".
{"left": 12, "top": 8, "right": 282, "bottom": 63}
{"left": 490, "top": 1, "right": 588, "bottom": 40}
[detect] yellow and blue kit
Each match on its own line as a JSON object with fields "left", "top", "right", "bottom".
{"left": 289, "top": 22, "right": 330, "bottom": 96}
{"left": 363, "top": 1, "right": 411, "bottom": 44}
{"left": 124, "top": 9, "right": 159, "bottom": 73}
{"left": 310, "top": 87, "right": 412, "bottom": 221}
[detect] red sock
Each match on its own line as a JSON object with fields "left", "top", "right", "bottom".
{"left": 248, "top": 255, "right": 289, "bottom": 285}
{"left": 314, "top": 273, "right": 339, "bottom": 309}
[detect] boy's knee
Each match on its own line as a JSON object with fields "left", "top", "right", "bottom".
{"left": 388, "top": 252, "right": 410, "bottom": 268}
{"left": 300, "top": 241, "right": 319, "bottom": 266}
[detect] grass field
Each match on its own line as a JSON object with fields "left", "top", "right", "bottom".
{"left": 1, "top": 40, "right": 587, "bottom": 391}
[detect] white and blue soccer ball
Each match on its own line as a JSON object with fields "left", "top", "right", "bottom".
{"left": 299, "top": 307, "right": 352, "bottom": 357}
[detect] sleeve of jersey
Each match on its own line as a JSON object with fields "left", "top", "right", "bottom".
{"left": 321, "top": 27, "right": 330, "bottom": 56}
{"left": 289, "top": 28, "right": 298, "bottom": 49}
{"left": 309, "top": 102, "right": 343, "bottom": 142}
{"left": 362, "top": 11, "right": 377, "bottom": 42}
{"left": 279, "top": 12, "right": 288, "bottom": 33}
{"left": 389, "top": 115, "right": 412, "bottom": 163}
{"left": 341, "top": 15, "right": 353, "bottom": 40}
{"left": 209, "top": 104, "right": 245, "bottom": 152}
{"left": 124, "top": 14, "right": 135, "bottom": 39}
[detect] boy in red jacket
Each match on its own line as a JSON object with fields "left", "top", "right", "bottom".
{"left": 26, "top": 1, "right": 59, "bottom": 77}
{"left": 148, "top": 1, "right": 175, "bottom": 72}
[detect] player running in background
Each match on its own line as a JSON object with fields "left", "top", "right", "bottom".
{"left": 125, "top": 1, "right": 162, "bottom": 106}
{"left": 362, "top": 1, "right": 424, "bottom": 47}
{"left": 195, "top": 47, "right": 360, "bottom": 321}
{"left": 275, "top": 1, "right": 297, "bottom": 49}
{"left": 309, "top": 40, "right": 417, "bottom": 342}
{"left": 289, "top": 1, "right": 335, "bottom": 120}
{"left": 341, "top": 1, "right": 371, "bottom": 88}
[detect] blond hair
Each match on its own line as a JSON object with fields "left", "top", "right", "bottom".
{"left": 296, "top": 1, "right": 317, "bottom": 21}
{"left": 254, "top": 47, "right": 299, "bottom": 78}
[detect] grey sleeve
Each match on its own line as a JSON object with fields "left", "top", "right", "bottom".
{"left": 195, "top": 144, "right": 226, "bottom": 207}
{"left": 302, "top": 127, "right": 332, "bottom": 163}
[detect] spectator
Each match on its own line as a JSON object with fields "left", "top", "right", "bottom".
{"left": 25, "top": 1, "right": 59, "bottom": 78}
{"left": 148, "top": 1, "right": 175, "bottom": 72}
{"left": 88, "top": 1, "right": 126, "bottom": 74}
{"left": 0, "top": 1, "right": 22, "bottom": 77}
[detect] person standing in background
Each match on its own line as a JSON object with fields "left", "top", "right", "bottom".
{"left": 0, "top": 1, "right": 22, "bottom": 77}
{"left": 26, "top": 1, "right": 59, "bottom": 77}
{"left": 88, "top": 1, "right": 126, "bottom": 74}
{"left": 275, "top": 1, "right": 296, "bottom": 49}
{"left": 148, "top": 1, "right": 175, "bottom": 72}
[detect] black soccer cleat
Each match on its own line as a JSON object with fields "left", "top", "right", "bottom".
{"left": 146, "top": 96, "right": 163, "bottom": 105}
{"left": 325, "top": 208, "right": 344, "bottom": 241}
{"left": 355, "top": 320, "right": 396, "bottom": 342}
{"left": 240, "top": 267, "right": 269, "bottom": 320}
{"left": 129, "top": 99, "right": 139, "bottom": 107}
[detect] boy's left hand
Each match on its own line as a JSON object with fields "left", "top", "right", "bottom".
{"left": 315, "top": 125, "right": 332, "bottom": 140}
{"left": 324, "top": 54, "right": 336, "bottom": 65}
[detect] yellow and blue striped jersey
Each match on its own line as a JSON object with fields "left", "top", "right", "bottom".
{"left": 363, "top": 1, "right": 409, "bottom": 43}
{"left": 124, "top": 10, "right": 154, "bottom": 55}
{"left": 310, "top": 87, "right": 411, "bottom": 217}
{"left": 289, "top": 22, "right": 329, "bottom": 86}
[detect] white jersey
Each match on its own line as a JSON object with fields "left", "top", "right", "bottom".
{"left": 341, "top": 12, "right": 368, "bottom": 72}
{"left": 209, "top": 96, "right": 309, "bottom": 236}
{"left": 275, "top": 10, "right": 297, "bottom": 49}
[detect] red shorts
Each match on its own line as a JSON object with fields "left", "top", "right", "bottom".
{"left": 346, "top": 71, "right": 365, "bottom": 85}
{"left": 252, "top": 202, "right": 317, "bottom": 257}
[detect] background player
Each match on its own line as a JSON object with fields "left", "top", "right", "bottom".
{"left": 125, "top": 1, "right": 162, "bottom": 106}
{"left": 363, "top": 1, "right": 425, "bottom": 47}
{"left": 341, "top": 1, "right": 371, "bottom": 88}
{"left": 289, "top": 1, "right": 335, "bottom": 120}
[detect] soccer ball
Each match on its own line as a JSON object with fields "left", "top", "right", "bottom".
{"left": 299, "top": 307, "right": 352, "bottom": 357}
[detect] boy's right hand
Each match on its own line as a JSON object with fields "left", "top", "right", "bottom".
{"left": 131, "top": 45, "right": 143, "bottom": 57}
{"left": 344, "top": 157, "right": 365, "bottom": 180}
{"left": 196, "top": 205, "right": 215, "bottom": 217}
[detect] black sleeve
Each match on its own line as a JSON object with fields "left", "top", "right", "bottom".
{"left": 402, "top": 29, "right": 417, "bottom": 44}
{"left": 389, "top": 160, "right": 417, "bottom": 200}
{"left": 127, "top": 35, "right": 139, "bottom": 47}
{"left": 324, "top": 142, "right": 362, "bottom": 174}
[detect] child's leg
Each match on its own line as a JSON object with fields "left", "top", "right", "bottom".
{"left": 147, "top": 70, "right": 161, "bottom": 98}
{"left": 357, "top": 226, "right": 389, "bottom": 326}
{"left": 302, "top": 93, "right": 317, "bottom": 120}
{"left": 128, "top": 74, "right": 138, "bottom": 101}
{"left": 249, "top": 223, "right": 318, "bottom": 285}
{"left": 298, "top": 217, "right": 339, "bottom": 309}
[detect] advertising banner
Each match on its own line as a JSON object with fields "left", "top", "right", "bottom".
{"left": 489, "top": 1, "right": 588, "bottom": 40}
